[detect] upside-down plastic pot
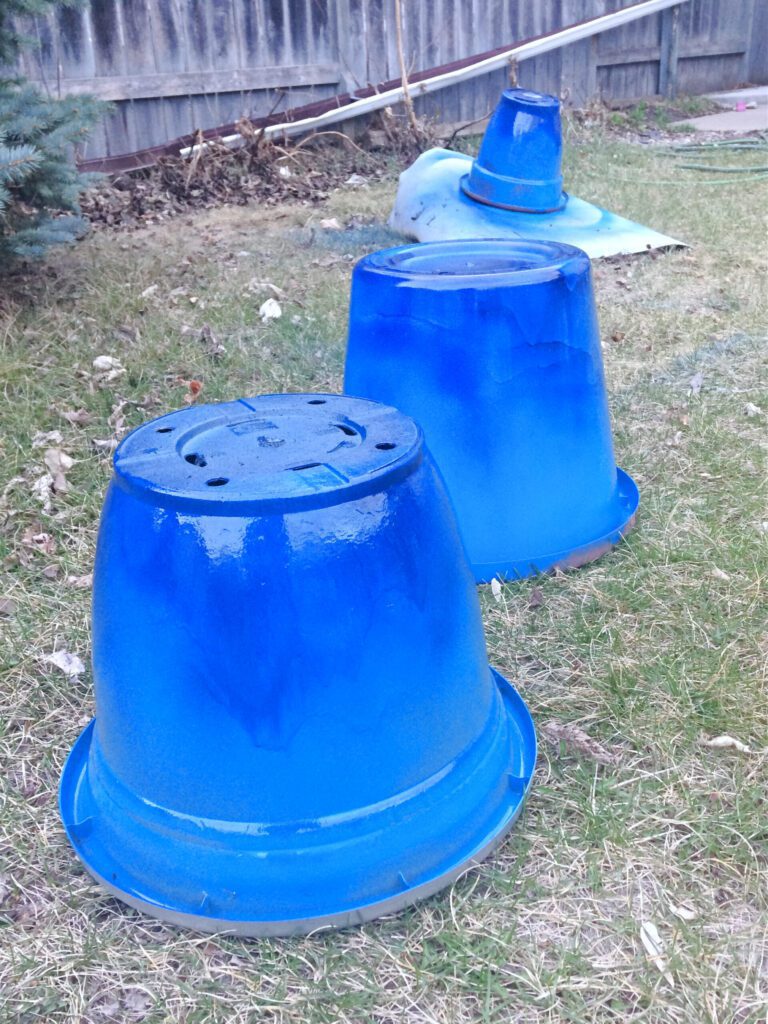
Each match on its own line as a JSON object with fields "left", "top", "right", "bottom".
{"left": 344, "top": 241, "right": 639, "bottom": 583}
{"left": 59, "top": 393, "right": 536, "bottom": 936}
{"left": 461, "top": 88, "right": 566, "bottom": 213}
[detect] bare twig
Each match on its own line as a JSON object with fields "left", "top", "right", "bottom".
{"left": 393, "top": 0, "right": 420, "bottom": 144}
{"left": 286, "top": 130, "right": 369, "bottom": 157}
{"left": 443, "top": 110, "right": 494, "bottom": 149}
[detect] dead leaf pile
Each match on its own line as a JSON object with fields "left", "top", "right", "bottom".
{"left": 80, "top": 128, "right": 385, "bottom": 231}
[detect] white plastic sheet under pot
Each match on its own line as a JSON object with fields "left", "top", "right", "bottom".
{"left": 389, "top": 148, "right": 684, "bottom": 260}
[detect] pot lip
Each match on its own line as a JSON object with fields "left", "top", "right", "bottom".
{"left": 355, "top": 237, "right": 588, "bottom": 286}
{"left": 111, "top": 393, "right": 424, "bottom": 516}
{"left": 471, "top": 467, "right": 640, "bottom": 583}
{"left": 459, "top": 175, "right": 569, "bottom": 215}
{"left": 59, "top": 671, "right": 536, "bottom": 937}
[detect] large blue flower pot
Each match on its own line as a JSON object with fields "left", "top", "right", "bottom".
{"left": 461, "top": 88, "right": 566, "bottom": 213}
{"left": 59, "top": 393, "right": 536, "bottom": 935}
{"left": 344, "top": 240, "right": 639, "bottom": 583}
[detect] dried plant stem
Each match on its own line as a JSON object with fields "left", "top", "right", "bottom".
{"left": 393, "top": 0, "right": 420, "bottom": 142}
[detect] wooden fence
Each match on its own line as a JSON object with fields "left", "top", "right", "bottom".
{"left": 9, "top": 0, "right": 767, "bottom": 162}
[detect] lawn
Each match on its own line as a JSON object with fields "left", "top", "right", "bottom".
{"left": 0, "top": 126, "right": 766, "bottom": 1024}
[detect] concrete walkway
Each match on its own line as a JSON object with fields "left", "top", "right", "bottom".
{"left": 707, "top": 86, "right": 768, "bottom": 107}
{"left": 679, "top": 107, "right": 768, "bottom": 132}
{"left": 675, "top": 86, "right": 768, "bottom": 132}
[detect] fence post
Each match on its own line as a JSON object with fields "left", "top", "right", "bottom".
{"left": 659, "top": 5, "right": 680, "bottom": 99}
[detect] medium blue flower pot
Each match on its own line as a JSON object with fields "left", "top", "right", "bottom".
{"left": 344, "top": 240, "right": 639, "bottom": 583}
{"left": 461, "top": 88, "right": 566, "bottom": 213}
{"left": 59, "top": 393, "right": 536, "bottom": 935}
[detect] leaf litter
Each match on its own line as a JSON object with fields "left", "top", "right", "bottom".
{"left": 43, "top": 650, "right": 86, "bottom": 678}
{"left": 640, "top": 920, "right": 674, "bottom": 987}
{"left": 541, "top": 720, "right": 623, "bottom": 766}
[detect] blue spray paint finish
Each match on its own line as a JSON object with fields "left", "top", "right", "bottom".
{"left": 344, "top": 241, "right": 639, "bottom": 583}
{"left": 59, "top": 393, "right": 536, "bottom": 935}
{"left": 461, "top": 88, "right": 566, "bottom": 213}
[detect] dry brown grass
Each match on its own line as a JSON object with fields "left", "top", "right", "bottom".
{"left": 0, "top": 132, "right": 766, "bottom": 1024}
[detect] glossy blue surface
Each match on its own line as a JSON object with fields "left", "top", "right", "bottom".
{"left": 344, "top": 241, "right": 639, "bottom": 582}
{"left": 461, "top": 88, "right": 565, "bottom": 213}
{"left": 59, "top": 393, "right": 536, "bottom": 935}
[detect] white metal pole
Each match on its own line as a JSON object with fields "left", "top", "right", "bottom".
{"left": 181, "top": 0, "right": 688, "bottom": 157}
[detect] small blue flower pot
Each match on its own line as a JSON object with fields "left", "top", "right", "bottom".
{"left": 344, "top": 241, "right": 639, "bottom": 583}
{"left": 59, "top": 393, "right": 536, "bottom": 935}
{"left": 461, "top": 88, "right": 566, "bottom": 213}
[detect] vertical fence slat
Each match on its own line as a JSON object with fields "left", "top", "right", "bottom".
{"left": 6, "top": 0, "right": 761, "bottom": 162}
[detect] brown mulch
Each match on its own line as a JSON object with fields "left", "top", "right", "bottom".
{"left": 80, "top": 133, "right": 377, "bottom": 230}
{"left": 80, "top": 113, "right": 438, "bottom": 231}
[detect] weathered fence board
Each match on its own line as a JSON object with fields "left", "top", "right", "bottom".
{"left": 8, "top": 0, "right": 766, "bottom": 162}
{"left": 58, "top": 65, "right": 342, "bottom": 101}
